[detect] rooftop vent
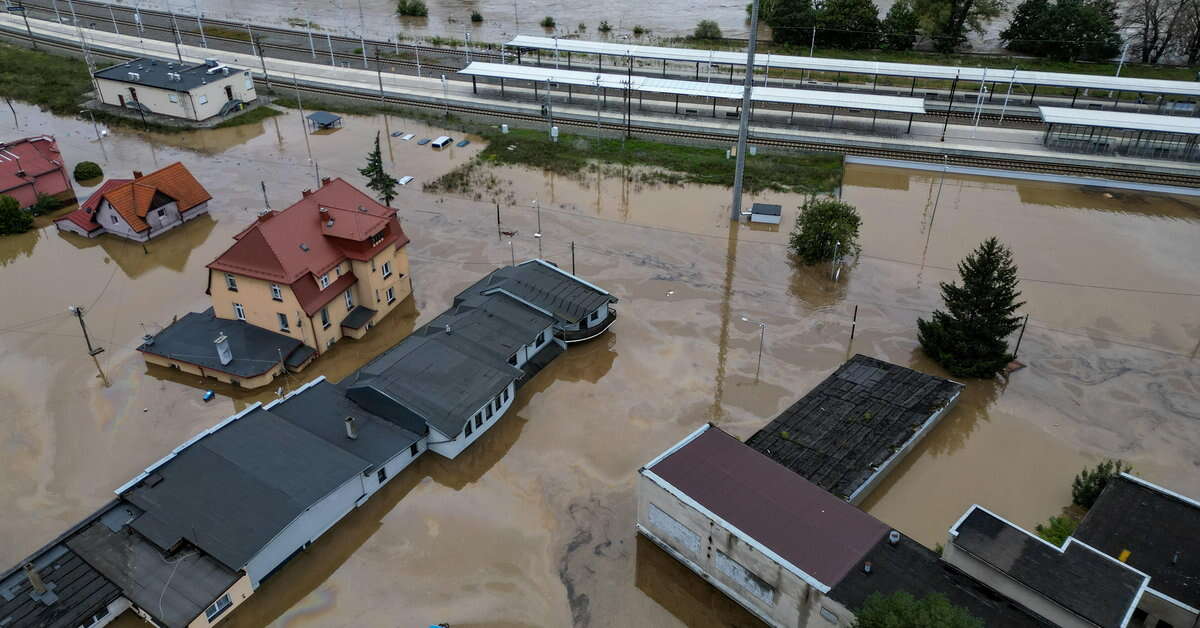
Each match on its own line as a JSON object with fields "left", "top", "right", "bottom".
{"left": 142, "top": 333, "right": 154, "bottom": 346}
{"left": 888, "top": 530, "right": 901, "bottom": 546}
{"left": 128, "top": 72, "right": 141, "bottom": 81}
{"left": 214, "top": 334, "right": 232, "bottom": 366}
{"left": 862, "top": 561, "right": 873, "bottom": 575}
{"left": 445, "top": 324, "right": 452, "bottom": 334}
{"left": 344, "top": 416, "right": 358, "bottom": 440}
{"left": 299, "top": 243, "right": 310, "bottom": 252}
{"left": 22, "top": 562, "right": 46, "bottom": 595}
{"left": 319, "top": 207, "right": 328, "bottom": 213}
{"left": 326, "top": 219, "right": 334, "bottom": 228}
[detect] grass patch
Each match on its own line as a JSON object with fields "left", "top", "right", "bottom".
{"left": 213, "top": 106, "right": 282, "bottom": 128}
{"left": 474, "top": 127, "right": 841, "bottom": 194}
{"left": 200, "top": 25, "right": 251, "bottom": 41}
{"left": 286, "top": 17, "right": 322, "bottom": 30}
{"left": 272, "top": 95, "right": 394, "bottom": 116}
{"left": 0, "top": 43, "right": 94, "bottom": 115}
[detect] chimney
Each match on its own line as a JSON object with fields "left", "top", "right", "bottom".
{"left": 888, "top": 530, "right": 901, "bottom": 546}
{"left": 445, "top": 324, "right": 452, "bottom": 334}
{"left": 257, "top": 209, "right": 274, "bottom": 220}
{"left": 214, "top": 334, "right": 232, "bottom": 366}
{"left": 319, "top": 207, "right": 328, "bottom": 214}
{"left": 23, "top": 562, "right": 46, "bottom": 594}
{"left": 320, "top": 177, "right": 331, "bottom": 186}
{"left": 132, "top": 170, "right": 144, "bottom": 179}
{"left": 301, "top": 188, "right": 313, "bottom": 198}
{"left": 344, "top": 416, "right": 358, "bottom": 439}
{"left": 862, "top": 561, "right": 873, "bottom": 574}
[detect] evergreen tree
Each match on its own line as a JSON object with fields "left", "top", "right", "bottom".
{"left": 917, "top": 237, "right": 1024, "bottom": 378}
{"left": 1072, "top": 459, "right": 1132, "bottom": 508}
{"left": 853, "top": 592, "right": 983, "bottom": 628}
{"left": 817, "top": 0, "right": 882, "bottom": 48}
{"left": 1001, "top": 0, "right": 1121, "bottom": 59}
{"left": 0, "top": 194, "right": 32, "bottom": 235}
{"left": 359, "top": 131, "right": 399, "bottom": 206}
{"left": 788, "top": 198, "right": 862, "bottom": 265}
{"left": 882, "top": 0, "right": 921, "bottom": 49}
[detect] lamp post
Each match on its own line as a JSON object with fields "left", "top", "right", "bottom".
{"left": 80, "top": 109, "right": 102, "bottom": 141}
{"left": 740, "top": 316, "right": 767, "bottom": 381}
{"left": 531, "top": 199, "right": 543, "bottom": 258}
{"left": 508, "top": 238, "right": 515, "bottom": 266}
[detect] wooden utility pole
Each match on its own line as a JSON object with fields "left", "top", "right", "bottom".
{"left": 69, "top": 306, "right": 109, "bottom": 387}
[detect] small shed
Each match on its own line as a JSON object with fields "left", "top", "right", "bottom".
{"left": 305, "top": 111, "right": 343, "bottom": 131}
{"left": 749, "top": 203, "right": 782, "bottom": 225}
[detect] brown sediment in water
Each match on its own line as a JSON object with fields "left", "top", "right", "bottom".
{"left": 2, "top": 100, "right": 1199, "bottom": 627}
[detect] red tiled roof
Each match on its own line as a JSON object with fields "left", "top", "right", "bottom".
{"left": 0, "top": 136, "right": 70, "bottom": 197}
{"left": 208, "top": 177, "right": 409, "bottom": 284}
{"left": 98, "top": 163, "right": 211, "bottom": 232}
{"left": 647, "top": 426, "right": 888, "bottom": 589}
{"left": 54, "top": 178, "right": 133, "bottom": 230}
{"left": 291, "top": 272, "right": 358, "bottom": 317}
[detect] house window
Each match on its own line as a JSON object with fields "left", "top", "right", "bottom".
{"left": 381, "top": 261, "right": 392, "bottom": 278}
{"left": 198, "top": 94, "right": 208, "bottom": 105}
{"left": 410, "top": 442, "right": 419, "bottom": 456}
{"left": 502, "top": 388, "right": 509, "bottom": 403}
{"left": 591, "top": 309, "right": 601, "bottom": 323}
{"left": 110, "top": 214, "right": 118, "bottom": 224}
{"left": 156, "top": 208, "right": 166, "bottom": 218}
{"left": 819, "top": 607, "right": 839, "bottom": 624}
{"left": 234, "top": 303, "right": 245, "bottom": 320}
{"left": 540, "top": 330, "right": 548, "bottom": 345}
{"left": 376, "top": 467, "right": 387, "bottom": 483}
{"left": 386, "top": 287, "right": 395, "bottom": 304}
{"left": 465, "top": 421, "right": 473, "bottom": 437}
{"left": 484, "top": 404, "right": 493, "bottom": 420}
{"left": 169, "top": 93, "right": 179, "bottom": 103}
{"left": 508, "top": 354, "right": 517, "bottom": 365}
{"left": 270, "top": 284, "right": 282, "bottom": 301}
{"left": 369, "top": 231, "right": 385, "bottom": 246}
{"left": 225, "top": 273, "right": 238, "bottom": 291}
{"left": 344, "top": 289, "right": 354, "bottom": 309}
{"left": 335, "top": 264, "right": 342, "bottom": 277}
{"left": 277, "top": 313, "right": 289, "bottom": 332}
{"left": 318, "top": 273, "right": 330, "bottom": 289}
{"left": 320, "top": 307, "right": 330, "bottom": 329}
{"left": 475, "top": 414, "right": 483, "bottom": 428}
{"left": 204, "top": 594, "right": 232, "bottom": 622}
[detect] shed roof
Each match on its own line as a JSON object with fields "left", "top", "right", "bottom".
{"left": 645, "top": 425, "right": 888, "bottom": 591}
{"left": 1040, "top": 106, "right": 1200, "bottom": 135}
{"left": 306, "top": 111, "right": 342, "bottom": 126}
{"left": 137, "top": 307, "right": 305, "bottom": 378}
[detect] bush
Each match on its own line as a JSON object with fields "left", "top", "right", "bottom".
{"left": 30, "top": 193, "right": 63, "bottom": 216}
{"left": 853, "top": 592, "right": 982, "bottom": 628}
{"left": 540, "top": 16, "right": 556, "bottom": 28}
{"left": 0, "top": 194, "right": 32, "bottom": 235}
{"left": 1000, "top": 0, "right": 1120, "bottom": 60}
{"left": 1035, "top": 515, "right": 1078, "bottom": 545}
{"left": 470, "top": 9, "right": 483, "bottom": 22}
{"left": 396, "top": 0, "right": 428, "bottom": 17}
{"left": 693, "top": 19, "right": 723, "bottom": 39}
{"left": 1072, "top": 459, "right": 1132, "bottom": 509}
{"left": 817, "top": 0, "right": 880, "bottom": 49}
{"left": 73, "top": 161, "right": 103, "bottom": 181}
{"left": 598, "top": 20, "right": 613, "bottom": 32}
{"left": 578, "top": 22, "right": 587, "bottom": 31}
{"left": 632, "top": 24, "right": 647, "bottom": 35}
{"left": 788, "top": 198, "right": 862, "bottom": 265}
{"left": 881, "top": 0, "right": 920, "bottom": 50}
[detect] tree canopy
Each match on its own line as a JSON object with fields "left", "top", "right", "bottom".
{"left": 1001, "top": 0, "right": 1121, "bottom": 59}
{"left": 788, "top": 198, "right": 862, "bottom": 265}
{"left": 882, "top": 0, "right": 921, "bottom": 49}
{"left": 914, "top": 0, "right": 1005, "bottom": 51}
{"left": 359, "top": 131, "right": 399, "bottom": 207}
{"left": 853, "top": 592, "right": 983, "bottom": 628}
{"left": 0, "top": 194, "right": 32, "bottom": 235}
{"left": 818, "top": 0, "right": 882, "bottom": 48}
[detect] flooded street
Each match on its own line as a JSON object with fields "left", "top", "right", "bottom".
{"left": 2, "top": 100, "right": 1198, "bottom": 627}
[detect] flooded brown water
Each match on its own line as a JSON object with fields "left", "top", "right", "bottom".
{"left": 2, "top": 99, "right": 1198, "bottom": 627}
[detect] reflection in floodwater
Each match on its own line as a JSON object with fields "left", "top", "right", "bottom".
{"left": 711, "top": 220, "right": 739, "bottom": 421}
{"left": 634, "top": 535, "right": 767, "bottom": 628}
{"left": 57, "top": 214, "right": 219, "bottom": 279}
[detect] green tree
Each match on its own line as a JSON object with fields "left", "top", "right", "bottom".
{"left": 694, "top": 19, "right": 724, "bottom": 39}
{"left": 767, "top": 0, "right": 819, "bottom": 45}
{"left": 818, "top": 0, "right": 882, "bottom": 48}
{"left": 1072, "top": 459, "right": 1132, "bottom": 508}
{"left": 30, "top": 193, "right": 64, "bottom": 216}
{"left": 396, "top": 0, "right": 428, "bottom": 17}
{"left": 1035, "top": 514, "right": 1079, "bottom": 545}
{"left": 917, "top": 237, "right": 1024, "bottom": 378}
{"left": 882, "top": 0, "right": 921, "bottom": 49}
{"left": 540, "top": 16, "right": 556, "bottom": 28}
{"left": 853, "top": 592, "right": 983, "bottom": 628}
{"left": 73, "top": 160, "right": 103, "bottom": 181}
{"left": 0, "top": 194, "right": 32, "bottom": 235}
{"left": 913, "top": 0, "right": 1004, "bottom": 52}
{"left": 788, "top": 198, "right": 862, "bottom": 265}
{"left": 359, "top": 131, "right": 399, "bottom": 206}
{"left": 471, "top": 10, "right": 483, "bottom": 22}
{"left": 1001, "top": 0, "right": 1121, "bottom": 59}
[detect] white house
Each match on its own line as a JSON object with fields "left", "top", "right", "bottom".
{"left": 93, "top": 56, "right": 256, "bottom": 121}
{"left": 54, "top": 162, "right": 212, "bottom": 242}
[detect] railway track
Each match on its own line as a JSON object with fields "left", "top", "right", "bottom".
{"left": 5, "top": 21, "right": 1196, "bottom": 188}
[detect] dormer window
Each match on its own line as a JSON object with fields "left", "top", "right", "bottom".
{"left": 369, "top": 230, "right": 385, "bottom": 246}
{"left": 318, "top": 273, "right": 330, "bottom": 289}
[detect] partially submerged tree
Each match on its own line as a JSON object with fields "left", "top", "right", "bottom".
{"left": 359, "top": 131, "right": 399, "bottom": 206}
{"left": 73, "top": 160, "right": 103, "bottom": 182}
{"left": 0, "top": 194, "right": 32, "bottom": 235}
{"left": 853, "top": 592, "right": 983, "bottom": 628}
{"left": 882, "top": 0, "right": 921, "bottom": 49}
{"left": 1035, "top": 514, "right": 1079, "bottom": 545}
{"left": 788, "top": 198, "right": 862, "bottom": 265}
{"left": 914, "top": 0, "right": 1005, "bottom": 52}
{"left": 1072, "top": 459, "right": 1133, "bottom": 508}
{"left": 917, "top": 237, "right": 1024, "bottom": 378}
{"left": 693, "top": 19, "right": 724, "bottom": 39}
{"left": 1125, "top": 0, "right": 1186, "bottom": 63}
{"left": 1002, "top": 0, "right": 1121, "bottom": 60}
{"left": 818, "top": 0, "right": 882, "bottom": 48}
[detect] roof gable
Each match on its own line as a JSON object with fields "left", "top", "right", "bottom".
{"left": 94, "top": 163, "right": 210, "bottom": 232}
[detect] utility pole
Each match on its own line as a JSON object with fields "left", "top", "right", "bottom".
{"left": 531, "top": 200, "right": 543, "bottom": 258}
{"left": 16, "top": 1, "right": 36, "bottom": 50}
{"left": 940, "top": 70, "right": 959, "bottom": 142}
{"left": 375, "top": 49, "right": 385, "bottom": 101}
{"left": 1012, "top": 313, "right": 1030, "bottom": 358}
{"left": 543, "top": 79, "right": 554, "bottom": 139}
{"left": 305, "top": 8, "right": 316, "bottom": 58}
{"left": 261, "top": 181, "right": 270, "bottom": 208}
{"left": 327, "top": 32, "right": 336, "bottom": 66}
{"left": 251, "top": 31, "right": 271, "bottom": 89}
{"left": 193, "top": 0, "right": 207, "bottom": 48}
{"left": 69, "top": 306, "right": 109, "bottom": 387}
{"left": 730, "top": 0, "right": 762, "bottom": 221}
{"left": 107, "top": 4, "right": 119, "bottom": 35}
{"left": 169, "top": 10, "right": 184, "bottom": 63}
{"left": 570, "top": 240, "right": 575, "bottom": 274}
{"left": 292, "top": 73, "right": 312, "bottom": 162}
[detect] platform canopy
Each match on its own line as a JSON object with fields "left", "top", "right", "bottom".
{"left": 506, "top": 35, "right": 1200, "bottom": 98}
{"left": 459, "top": 62, "right": 927, "bottom": 115}
{"left": 1039, "top": 106, "right": 1200, "bottom": 134}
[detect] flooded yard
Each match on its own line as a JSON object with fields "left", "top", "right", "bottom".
{"left": 1, "top": 101, "right": 1198, "bottom": 627}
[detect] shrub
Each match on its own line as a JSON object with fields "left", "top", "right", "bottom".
{"left": 1072, "top": 459, "right": 1132, "bottom": 509}
{"left": 0, "top": 194, "right": 32, "bottom": 235}
{"left": 881, "top": 0, "right": 920, "bottom": 50}
{"left": 30, "top": 193, "right": 63, "bottom": 216}
{"left": 788, "top": 198, "right": 862, "bottom": 265}
{"left": 853, "top": 592, "right": 982, "bottom": 628}
{"left": 1035, "top": 515, "right": 1078, "bottom": 546}
{"left": 693, "top": 19, "right": 723, "bottom": 39}
{"left": 632, "top": 24, "right": 647, "bottom": 35}
{"left": 396, "top": 0, "right": 428, "bottom": 17}
{"left": 598, "top": 20, "right": 612, "bottom": 32}
{"left": 540, "top": 16, "right": 556, "bottom": 28}
{"left": 470, "top": 10, "right": 483, "bottom": 22}
{"left": 73, "top": 161, "right": 103, "bottom": 181}
{"left": 578, "top": 22, "right": 587, "bottom": 31}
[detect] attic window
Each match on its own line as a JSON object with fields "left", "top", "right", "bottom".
{"left": 369, "top": 231, "right": 385, "bottom": 246}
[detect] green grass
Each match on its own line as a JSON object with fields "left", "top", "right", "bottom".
{"left": 200, "top": 25, "right": 251, "bottom": 41}
{"left": 272, "top": 95, "right": 394, "bottom": 116}
{"left": 213, "top": 105, "right": 282, "bottom": 128}
{"left": 474, "top": 127, "right": 842, "bottom": 194}
{"left": 0, "top": 43, "right": 94, "bottom": 115}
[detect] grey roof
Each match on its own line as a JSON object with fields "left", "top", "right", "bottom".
{"left": 455, "top": 260, "right": 615, "bottom": 325}
{"left": 829, "top": 532, "right": 1054, "bottom": 626}
{"left": 429, "top": 293, "right": 556, "bottom": 362}
{"left": 138, "top": 307, "right": 305, "bottom": 378}
{"left": 121, "top": 407, "right": 372, "bottom": 570}
{"left": 1040, "top": 106, "right": 1200, "bottom": 135}
{"left": 745, "top": 354, "right": 963, "bottom": 500}
{"left": 0, "top": 545, "right": 121, "bottom": 628}
{"left": 267, "top": 380, "right": 422, "bottom": 467}
{"left": 952, "top": 507, "right": 1145, "bottom": 628}
{"left": 94, "top": 57, "right": 245, "bottom": 92}
{"left": 67, "top": 506, "right": 239, "bottom": 628}
{"left": 340, "top": 305, "right": 376, "bottom": 330}
{"left": 306, "top": 111, "right": 342, "bottom": 126}
{"left": 751, "top": 203, "right": 782, "bottom": 216}
{"left": 1074, "top": 475, "right": 1200, "bottom": 609}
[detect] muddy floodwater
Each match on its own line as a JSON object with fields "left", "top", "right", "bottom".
{"left": 2, "top": 100, "right": 1198, "bottom": 627}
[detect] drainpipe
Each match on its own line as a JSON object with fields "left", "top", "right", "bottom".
{"left": 187, "top": 92, "right": 199, "bottom": 121}
{"left": 307, "top": 312, "right": 321, "bottom": 356}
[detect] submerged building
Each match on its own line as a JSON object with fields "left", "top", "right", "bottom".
{"left": 0, "top": 135, "right": 73, "bottom": 210}
{"left": 54, "top": 162, "right": 212, "bottom": 242}
{"left": 93, "top": 57, "right": 256, "bottom": 122}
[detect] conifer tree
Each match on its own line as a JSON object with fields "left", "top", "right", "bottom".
{"left": 359, "top": 132, "right": 399, "bottom": 206}
{"left": 918, "top": 237, "right": 1024, "bottom": 378}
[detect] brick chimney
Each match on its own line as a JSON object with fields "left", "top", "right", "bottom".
{"left": 132, "top": 170, "right": 144, "bottom": 179}
{"left": 301, "top": 188, "right": 313, "bottom": 198}
{"left": 320, "top": 177, "right": 331, "bottom": 186}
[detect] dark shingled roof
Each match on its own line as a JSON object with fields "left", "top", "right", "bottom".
{"left": 455, "top": 259, "right": 615, "bottom": 325}
{"left": 121, "top": 407, "right": 372, "bottom": 571}
{"left": 952, "top": 507, "right": 1145, "bottom": 628}
{"left": 647, "top": 426, "right": 888, "bottom": 589}
{"left": 95, "top": 57, "right": 246, "bottom": 92}
{"left": 267, "top": 379, "right": 422, "bottom": 467}
{"left": 340, "top": 305, "right": 376, "bottom": 330}
{"left": 428, "top": 293, "right": 556, "bottom": 363}
{"left": 306, "top": 111, "right": 342, "bottom": 127}
{"left": 1074, "top": 475, "right": 1200, "bottom": 610}
{"left": 745, "top": 354, "right": 963, "bottom": 500}
{"left": 830, "top": 533, "right": 1055, "bottom": 626}
{"left": 138, "top": 307, "right": 305, "bottom": 378}
{"left": 0, "top": 546, "right": 121, "bottom": 628}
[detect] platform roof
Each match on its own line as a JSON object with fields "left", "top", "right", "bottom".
{"left": 506, "top": 35, "right": 1200, "bottom": 97}
{"left": 459, "top": 62, "right": 927, "bottom": 114}
{"left": 1040, "top": 106, "right": 1200, "bottom": 134}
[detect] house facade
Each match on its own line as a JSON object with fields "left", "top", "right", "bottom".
{"left": 54, "top": 162, "right": 211, "bottom": 241}
{"left": 0, "top": 135, "right": 73, "bottom": 209}
{"left": 93, "top": 57, "right": 256, "bottom": 121}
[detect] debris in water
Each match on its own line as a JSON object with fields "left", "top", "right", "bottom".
{"left": 203, "top": 390, "right": 215, "bottom": 402}
{"left": 390, "top": 131, "right": 405, "bottom": 137}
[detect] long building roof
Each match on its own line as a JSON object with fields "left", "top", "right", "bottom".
{"left": 1040, "top": 106, "right": 1200, "bottom": 134}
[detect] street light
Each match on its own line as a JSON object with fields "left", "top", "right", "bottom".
{"left": 79, "top": 109, "right": 102, "bottom": 141}
{"left": 740, "top": 316, "right": 767, "bottom": 381}
{"left": 531, "top": 200, "right": 542, "bottom": 258}
{"left": 508, "top": 238, "right": 515, "bottom": 266}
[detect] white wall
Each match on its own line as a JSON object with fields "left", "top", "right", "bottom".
{"left": 511, "top": 325, "right": 554, "bottom": 367}
{"left": 428, "top": 381, "right": 517, "bottom": 460}
{"left": 359, "top": 435, "right": 429, "bottom": 502}
{"left": 93, "top": 199, "right": 142, "bottom": 240}
{"left": 96, "top": 69, "right": 256, "bottom": 121}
